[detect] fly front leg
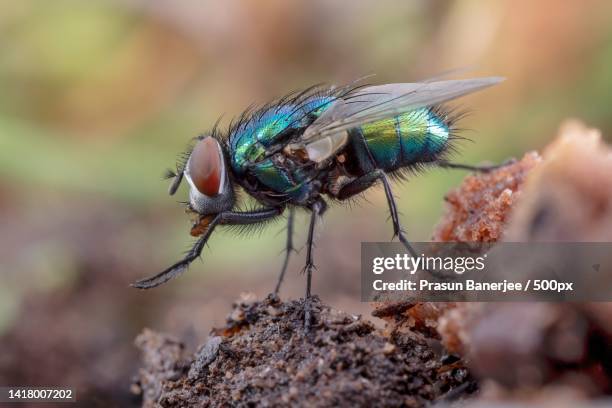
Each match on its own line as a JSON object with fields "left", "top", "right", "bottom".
{"left": 132, "top": 213, "right": 222, "bottom": 289}
{"left": 303, "top": 199, "right": 326, "bottom": 332}
{"left": 132, "top": 207, "right": 282, "bottom": 289}
{"left": 437, "top": 158, "right": 516, "bottom": 173}
{"left": 274, "top": 207, "right": 295, "bottom": 295}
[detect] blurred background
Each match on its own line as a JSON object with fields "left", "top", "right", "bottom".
{"left": 1, "top": 0, "right": 612, "bottom": 404}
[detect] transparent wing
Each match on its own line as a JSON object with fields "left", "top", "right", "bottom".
{"left": 295, "top": 77, "right": 503, "bottom": 162}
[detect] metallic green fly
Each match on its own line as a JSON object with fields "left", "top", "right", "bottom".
{"left": 133, "top": 77, "right": 505, "bottom": 330}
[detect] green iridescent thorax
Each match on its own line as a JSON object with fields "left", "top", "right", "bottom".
{"left": 359, "top": 107, "right": 450, "bottom": 170}
{"left": 231, "top": 108, "right": 296, "bottom": 172}
{"left": 229, "top": 96, "right": 334, "bottom": 198}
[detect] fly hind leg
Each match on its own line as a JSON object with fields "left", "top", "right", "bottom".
{"left": 336, "top": 172, "right": 380, "bottom": 200}
{"left": 336, "top": 170, "right": 421, "bottom": 259}
{"left": 437, "top": 158, "right": 517, "bottom": 173}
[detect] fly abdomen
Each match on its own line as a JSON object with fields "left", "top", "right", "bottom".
{"left": 344, "top": 107, "right": 452, "bottom": 176}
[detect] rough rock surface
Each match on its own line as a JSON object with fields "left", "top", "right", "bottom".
{"left": 435, "top": 121, "right": 612, "bottom": 403}
{"left": 432, "top": 151, "right": 541, "bottom": 242}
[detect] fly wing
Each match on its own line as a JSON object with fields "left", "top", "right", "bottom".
{"left": 295, "top": 77, "right": 504, "bottom": 163}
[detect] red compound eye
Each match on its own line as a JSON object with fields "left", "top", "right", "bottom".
{"left": 187, "top": 137, "right": 223, "bottom": 196}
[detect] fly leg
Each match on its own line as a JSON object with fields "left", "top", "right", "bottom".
{"left": 437, "top": 158, "right": 516, "bottom": 173}
{"left": 274, "top": 207, "right": 295, "bottom": 295}
{"left": 303, "top": 199, "right": 326, "bottom": 332}
{"left": 377, "top": 173, "right": 453, "bottom": 279}
{"left": 132, "top": 213, "right": 222, "bottom": 289}
{"left": 377, "top": 172, "right": 424, "bottom": 259}
{"left": 336, "top": 170, "right": 422, "bottom": 259}
{"left": 132, "top": 207, "right": 282, "bottom": 289}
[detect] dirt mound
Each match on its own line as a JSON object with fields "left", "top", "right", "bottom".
{"left": 135, "top": 294, "right": 474, "bottom": 407}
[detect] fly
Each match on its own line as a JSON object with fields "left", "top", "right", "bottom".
{"left": 132, "top": 77, "right": 506, "bottom": 330}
